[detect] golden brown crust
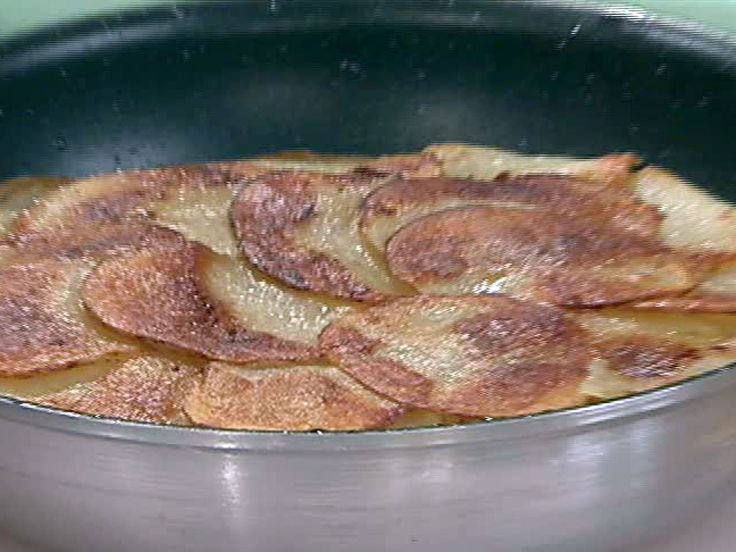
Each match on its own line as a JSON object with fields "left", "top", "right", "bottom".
{"left": 41, "top": 356, "right": 200, "bottom": 425}
{"left": 231, "top": 171, "right": 409, "bottom": 302}
{"left": 0, "top": 259, "right": 135, "bottom": 376}
{"left": 320, "top": 296, "right": 592, "bottom": 417}
{"left": 83, "top": 242, "right": 320, "bottom": 363}
{"left": 185, "top": 363, "right": 402, "bottom": 431}
{"left": 361, "top": 174, "right": 662, "bottom": 252}
{"left": 0, "top": 176, "right": 69, "bottom": 235}
{"left": 386, "top": 206, "right": 699, "bottom": 307}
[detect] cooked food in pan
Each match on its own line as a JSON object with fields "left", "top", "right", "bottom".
{"left": 1, "top": 144, "right": 735, "bottom": 430}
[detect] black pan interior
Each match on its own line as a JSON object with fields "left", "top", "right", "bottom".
{"left": 0, "top": 0, "right": 735, "bottom": 201}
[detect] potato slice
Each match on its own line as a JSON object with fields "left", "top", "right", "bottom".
{"left": 386, "top": 206, "right": 698, "bottom": 307}
{"left": 185, "top": 362, "right": 402, "bottom": 431}
{"left": 0, "top": 259, "right": 135, "bottom": 376}
{"left": 424, "top": 143, "right": 640, "bottom": 185}
{"left": 0, "top": 176, "right": 68, "bottom": 236}
{"left": 631, "top": 167, "right": 736, "bottom": 253}
{"left": 231, "top": 171, "right": 412, "bottom": 302}
{"left": 10, "top": 164, "right": 255, "bottom": 258}
{"left": 34, "top": 355, "right": 200, "bottom": 425}
{"left": 361, "top": 174, "right": 661, "bottom": 253}
{"left": 320, "top": 296, "right": 593, "bottom": 417}
{"left": 579, "top": 309, "right": 736, "bottom": 399}
{"left": 388, "top": 409, "right": 471, "bottom": 429}
{"left": 1, "top": 220, "right": 186, "bottom": 268}
{"left": 83, "top": 242, "right": 344, "bottom": 363}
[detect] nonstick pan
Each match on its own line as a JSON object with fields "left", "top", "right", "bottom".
{"left": 2, "top": 2, "right": 736, "bottom": 551}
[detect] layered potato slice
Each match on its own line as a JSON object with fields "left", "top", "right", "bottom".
{"left": 361, "top": 174, "right": 662, "bottom": 253}
{"left": 385, "top": 206, "right": 699, "bottom": 307}
{"left": 579, "top": 309, "right": 736, "bottom": 399}
{"left": 231, "top": 171, "right": 413, "bottom": 302}
{"left": 0, "top": 355, "right": 200, "bottom": 425}
{"left": 320, "top": 296, "right": 594, "bottom": 417}
{"left": 424, "top": 143, "right": 640, "bottom": 185}
{"left": 7, "top": 164, "right": 255, "bottom": 261}
{"left": 0, "top": 258, "right": 136, "bottom": 376}
{"left": 0, "top": 176, "right": 69, "bottom": 235}
{"left": 185, "top": 362, "right": 402, "bottom": 431}
{"left": 83, "top": 242, "right": 349, "bottom": 363}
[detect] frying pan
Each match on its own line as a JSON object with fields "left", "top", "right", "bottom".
{"left": 2, "top": 2, "right": 736, "bottom": 551}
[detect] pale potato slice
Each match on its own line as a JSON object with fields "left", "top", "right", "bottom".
{"left": 245, "top": 150, "right": 441, "bottom": 178}
{"left": 83, "top": 242, "right": 342, "bottom": 363}
{"left": 38, "top": 355, "right": 200, "bottom": 425}
{"left": 425, "top": 143, "right": 640, "bottom": 185}
{"left": 0, "top": 176, "right": 68, "bottom": 235}
{"left": 320, "top": 296, "right": 593, "bottom": 417}
{"left": 634, "top": 257, "right": 736, "bottom": 312}
{"left": 579, "top": 308, "right": 736, "bottom": 399}
{"left": 631, "top": 167, "right": 736, "bottom": 252}
{"left": 386, "top": 206, "right": 698, "bottom": 307}
{"left": 231, "top": 171, "right": 412, "bottom": 302}
{"left": 185, "top": 362, "right": 402, "bottom": 431}
{"left": 0, "top": 258, "right": 136, "bottom": 376}
{"left": 361, "top": 174, "right": 661, "bottom": 253}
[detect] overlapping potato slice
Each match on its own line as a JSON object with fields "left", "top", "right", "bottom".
{"left": 184, "top": 362, "right": 402, "bottom": 431}
{"left": 386, "top": 206, "right": 698, "bottom": 307}
{"left": 83, "top": 242, "right": 348, "bottom": 363}
{"left": 0, "top": 355, "right": 201, "bottom": 425}
{"left": 361, "top": 174, "right": 662, "bottom": 252}
{"left": 631, "top": 167, "right": 736, "bottom": 252}
{"left": 0, "top": 176, "right": 68, "bottom": 235}
{"left": 320, "top": 296, "right": 593, "bottom": 417}
{"left": 231, "top": 171, "right": 413, "bottom": 302}
{"left": 424, "top": 144, "right": 640, "bottom": 185}
{"left": 8, "top": 164, "right": 256, "bottom": 259}
{"left": 579, "top": 309, "right": 736, "bottom": 399}
{"left": 0, "top": 258, "right": 136, "bottom": 376}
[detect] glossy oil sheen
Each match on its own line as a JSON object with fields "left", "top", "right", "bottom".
{"left": 1, "top": 2, "right": 736, "bottom": 551}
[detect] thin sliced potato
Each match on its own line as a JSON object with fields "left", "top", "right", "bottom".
{"left": 386, "top": 206, "right": 699, "bottom": 307}
{"left": 232, "top": 171, "right": 412, "bottom": 302}
{"left": 83, "top": 242, "right": 340, "bottom": 363}
{"left": 631, "top": 167, "right": 736, "bottom": 252}
{"left": 0, "top": 176, "right": 68, "bottom": 235}
{"left": 361, "top": 174, "right": 661, "bottom": 253}
{"left": 320, "top": 296, "right": 593, "bottom": 417}
{"left": 185, "top": 362, "right": 402, "bottom": 431}
{"left": 424, "top": 143, "right": 640, "bottom": 185}
{"left": 579, "top": 308, "right": 736, "bottom": 399}
{"left": 37, "top": 355, "right": 200, "bottom": 425}
{"left": 0, "top": 259, "right": 136, "bottom": 376}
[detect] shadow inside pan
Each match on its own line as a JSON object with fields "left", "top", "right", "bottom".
{"left": 0, "top": 0, "right": 734, "bottom": 204}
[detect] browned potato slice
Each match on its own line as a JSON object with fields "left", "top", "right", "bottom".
{"left": 0, "top": 176, "right": 68, "bottom": 235}
{"left": 36, "top": 356, "right": 200, "bottom": 425}
{"left": 1, "top": 220, "right": 185, "bottom": 268}
{"left": 184, "top": 362, "right": 402, "bottom": 431}
{"left": 361, "top": 174, "right": 661, "bottom": 253}
{"left": 231, "top": 171, "right": 412, "bottom": 302}
{"left": 579, "top": 309, "right": 736, "bottom": 399}
{"left": 10, "top": 164, "right": 256, "bottom": 258}
{"left": 631, "top": 167, "right": 736, "bottom": 252}
{"left": 386, "top": 206, "right": 698, "bottom": 307}
{"left": 83, "top": 242, "right": 345, "bottom": 363}
{"left": 320, "top": 296, "right": 593, "bottom": 417}
{"left": 0, "top": 259, "right": 135, "bottom": 376}
{"left": 424, "top": 144, "right": 640, "bottom": 185}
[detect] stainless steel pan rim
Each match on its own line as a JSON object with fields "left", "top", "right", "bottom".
{"left": 1, "top": 363, "right": 735, "bottom": 451}
{"left": 2, "top": 0, "right": 736, "bottom": 452}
